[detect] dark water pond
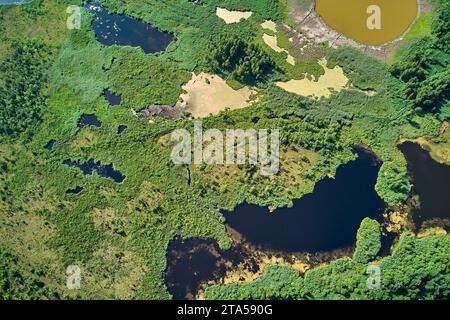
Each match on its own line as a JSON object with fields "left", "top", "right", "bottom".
{"left": 165, "top": 238, "right": 251, "bottom": 300}
{"left": 0, "top": 0, "right": 31, "bottom": 4}
{"left": 66, "top": 186, "right": 83, "bottom": 194}
{"left": 44, "top": 140, "right": 56, "bottom": 151}
{"left": 64, "top": 159, "right": 125, "bottom": 183}
{"left": 117, "top": 125, "right": 128, "bottom": 134}
{"left": 103, "top": 89, "right": 122, "bottom": 106}
{"left": 399, "top": 141, "right": 450, "bottom": 229}
{"left": 78, "top": 114, "right": 102, "bottom": 128}
{"left": 84, "top": 2, "right": 174, "bottom": 54}
{"left": 222, "top": 146, "right": 385, "bottom": 252}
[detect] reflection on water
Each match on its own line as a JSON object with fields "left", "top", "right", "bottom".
{"left": 165, "top": 238, "right": 249, "bottom": 300}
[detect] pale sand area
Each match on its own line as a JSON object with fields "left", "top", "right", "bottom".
{"left": 276, "top": 59, "right": 349, "bottom": 98}
{"left": 261, "top": 20, "right": 295, "bottom": 66}
{"left": 216, "top": 7, "right": 252, "bottom": 24}
{"left": 176, "top": 73, "right": 257, "bottom": 118}
{"left": 261, "top": 20, "right": 277, "bottom": 33}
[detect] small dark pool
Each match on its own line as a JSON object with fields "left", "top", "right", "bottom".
{"left": 117, "top": 125, "right": 128, "bottom": 134}
{"left": 64, "top": 159, "right": 125, "bottom": 183}
{"left": 399, "top": 141, "right": 450, "bottom": 229}
{"left": 222, "top": 146, "right": 386, "bottom": 252}
{"left": 66, "top": 186, "right": 83, "bottom": 194}
{"left": 78, "top": 114, "right": 102, "bottom": 128}
{"left": 44, "top": 140, "right": 56, "bottom": 151}
{"left": 84, "top": 2, "right": 175, "bottom": 54}
{"left": 103, "top": 89, "right": 122, "bottom": 106}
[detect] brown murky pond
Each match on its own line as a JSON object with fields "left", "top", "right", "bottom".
{"left": 315, "top": 0, "right": 418, "bottom": 45}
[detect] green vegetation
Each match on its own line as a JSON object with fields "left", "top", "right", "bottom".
{"left": 0, "top": 0, "right": 448, "bottom": 300}
{"left": 204, "top": 265, "right": 307, "bottom": 300}
{"left": 0, "top": 249, "right": 58, "bottom": 300}
{"left": 0, "top": 39, "right": 51, "bottom": 140}
{"left": 353, "top": 218, "right": 381, "bottom": 264}
{"left": 391, "top": 0, "right": 450, "bottom": 114}
{"left": 206, "top": 34, "right": 277, "bottom": 85}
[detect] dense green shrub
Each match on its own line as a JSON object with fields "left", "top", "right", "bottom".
{"left": 391, "top": 0, "right": 450, "bottom": 112}
{"left": 206, "top": 34, "right": 277, "bottom": 85}
{"left": 353, "top": 218, "right": 381, "bottom": 264}
{"left": 0, "top": 39, "right": 50, "bottom": 139}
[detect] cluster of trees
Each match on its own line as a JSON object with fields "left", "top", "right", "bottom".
{"left": 390, "top": 0, "right": 450, "bottom": 112}
{"left": 432, "top": 0, "right": 450, "bottom": 53}
{"left": 0, "top": 39, "right": 50, "bottom": 140}
{"left": 353, "top": 218, "right": 381, "bottom": 264}
{"left": 206, "top": 35, "right": 276, "bottom": 85}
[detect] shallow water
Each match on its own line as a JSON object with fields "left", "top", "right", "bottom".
{"left": 315, "top": 0, "right": 418, "bottom": 46}
{"left": 165, "top": 238, "right": 248, "bottom": 300}
{"left": 84, "top": 2, "right": 174, "bottom": 54}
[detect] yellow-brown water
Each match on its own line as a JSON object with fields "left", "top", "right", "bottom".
{"left": 315, "top": 0, "right": 418, "bottom": 45}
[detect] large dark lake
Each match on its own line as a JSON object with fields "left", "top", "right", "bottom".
{"left": 84, "top": 2, "right": 174, "bottom": 54}
{"left": 165, "top": 146, "right": 387, "bottom": 299}
{"left": 222, "top": 146, "right": 386, "bottom": 252}
{"left": 399, "top": 141, "right": 450, "bottom": 229}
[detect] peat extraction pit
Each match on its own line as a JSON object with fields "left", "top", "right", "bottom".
{"left": 222, "top": 146, "right": 386, "bottom": 252}
{"left": 84, "top": 2, "right": 175, "bottom": 54}
{"left": 103, "top": 89, "right": 122, "bottom": 106}
{"left": 66, "top": 186, "right": 83, "bottom": 195}
{"left": 117, "top": 125, "right": 128, "bottom": 134}
{"left": 77, "top": 114, "right": 102, "bottom": 128}
{"left": 399, "top": 141, "right": 450, "bottom": 230}
{"left": 44, "top": 139, "right": 56, "bottom": 151}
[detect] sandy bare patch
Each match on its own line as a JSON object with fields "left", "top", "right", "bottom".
{"left": 176, "top": 73, "right": 257, "bottom": 118}
{"left": 260, "top": 20, "right": 296, "bottom": 65}
{"left": 276, "top": 59, "right": 349, "bottom": 98}
{"left": 216, "top": 7, "right": 252, "bottom": 24}
{"left": 261, "top": 20, "right": 277, "bottom": 33}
